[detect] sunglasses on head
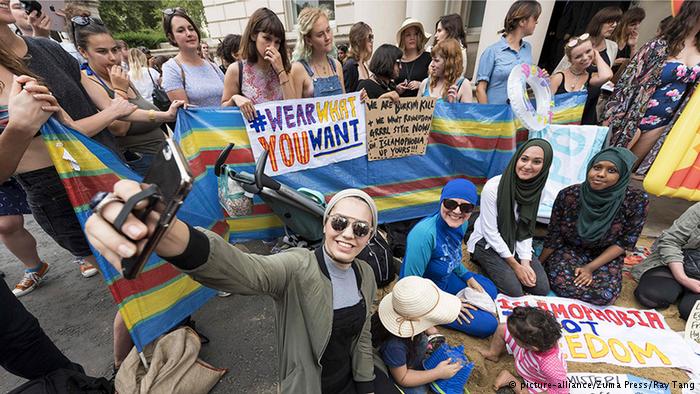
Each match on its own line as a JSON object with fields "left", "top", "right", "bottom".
{"left": 163, "top": 7, "right": 187, "bottom": 16}
{"left": 71, "top": 16, "right": 104, "bottom": 27}
{"left": 328, "top": 214, "right": 371, "bottom": 238}
{"left": 442, "top": 199, "right": 474, "bottom": 214}
{"left": 566, "top": 33, "right": 590, "bottom": 48}
{"left": 367, "top": 34, "right": 374, "bottom": 42}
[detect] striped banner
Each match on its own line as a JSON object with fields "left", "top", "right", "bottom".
{"left": 41, "top": 118, "right": 216, "bottom": 352}
{"left": 176, "top": 92, "right": 586, "bottom": 242}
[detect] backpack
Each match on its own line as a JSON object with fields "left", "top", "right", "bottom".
{"left": 8, "top": 368, "right": 113, "bottom": 394}
{"left": 358, "top": 231, "right": 397, "bottom": 288}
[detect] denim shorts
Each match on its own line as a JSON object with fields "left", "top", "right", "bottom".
{"left": 0, "top": 178, "right": 31, "bottom": 216}
{"left": 14, "top": 166, "right": 92, "bottom": 257}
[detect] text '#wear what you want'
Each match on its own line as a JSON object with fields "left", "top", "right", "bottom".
{"left": 244, "top": 93, "right": 367, "bottom": 176}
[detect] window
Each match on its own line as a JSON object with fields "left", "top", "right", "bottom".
{"left": 291, "top": 0, "right": 335, "bottom": 21}
{"left": 466, "top": 0, "right": 486, "bottom": 29}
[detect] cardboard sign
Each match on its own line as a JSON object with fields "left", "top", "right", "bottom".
{"left": 496, "top": 295, "right": 700, "bottom": 374}
{"left": 366, "top": 97, "right": 436, "bottom": 161}
{"left": 685, "top": 300, "right": 700, "bottom": 343}
{"left": 244, "top": 92, "right": 366, "bottom": 176}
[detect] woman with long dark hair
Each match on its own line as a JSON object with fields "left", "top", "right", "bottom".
{"left": 604, "top": 1, "right": 700, "bottom": 176}
{"left": 432, "top": 14, "right": 467, "bottom": 77}
{"left": 343, "top": 22, "right": 373, "bottom": 93}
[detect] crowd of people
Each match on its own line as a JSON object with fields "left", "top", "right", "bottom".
{"left": 1, "top": 0, "right": 700, "bottom": 393}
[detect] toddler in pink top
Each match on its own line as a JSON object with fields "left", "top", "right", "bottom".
{"left": 479, "top": 307, "right": 568, "bottom": 394}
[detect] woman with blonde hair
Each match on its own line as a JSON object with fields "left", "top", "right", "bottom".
{"left": 127, "top": 48, "right": 161, "bottom": 105}
{"left": 419, "top": 38, "right": 472, "bottom": 103}
{"left": 395, "top": 18, "right": 431, "bottom": 97}
{"left": 342, "top": 21, "right": 373, "bottom": 92}
{"left": 290, "top": 7, "right": 345, "bottom": 98}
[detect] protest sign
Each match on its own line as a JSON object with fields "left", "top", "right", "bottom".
{"left": 530, "top": 124, "right": 608, "bottom": 221}
{"left": 366, "top": 97, "right": 436, "bottom": 161}
{"left": 244, "top": 92, "right": 366, "bottom": 175}
{"left": 496, "top": 295, "right": 700, "bottom": 374}
{"left": 685, "top": 300, "right": 700, "bottom": 343}
{"left": 567, "top": 373, "right": 671, "bottom": 394}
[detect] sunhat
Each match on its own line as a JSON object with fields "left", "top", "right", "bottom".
{"left": 379, "top": 276, "right": 462, "bottom": 338}
{"left": 396, "top": 18, "right": 431, "bottom": 50}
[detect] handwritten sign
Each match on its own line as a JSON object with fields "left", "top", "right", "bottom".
{"left": 567, "top": 373, "right": 671, "bottom": 394}
{"left": 366, "top": 97, "right": 435, "bottom": 161}
{"left": 685, "top": 300, "right": 700, "bottom": 343}
{"left": 496, "top": 295, "right": 700, "bottom": 374}
{"left": 244, "top": 92, "right": 366, "bottom": 176}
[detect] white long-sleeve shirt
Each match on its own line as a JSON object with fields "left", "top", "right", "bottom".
{"left": 467, "top": 175, "right": 533, "bottom": 261}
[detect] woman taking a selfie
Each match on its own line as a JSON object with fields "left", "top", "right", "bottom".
{"left": 85, "top": 184, "right": 401, "bottom": 393}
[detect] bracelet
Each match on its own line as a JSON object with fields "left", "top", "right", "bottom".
{"left": 277, "top": 69, "right": 285, "bottom": 76}
{"left": 280, "top": 79, "right": 290, "bottom": 85}
{"left": 148, "top": 109, "right": 156, "bottom": 122}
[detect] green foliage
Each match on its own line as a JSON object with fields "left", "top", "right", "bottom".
{"left": 113, "top": 29, "right": 167, "bottom": 50}
{"left": 99, "top": 0, "right": 206, "bottom": 43}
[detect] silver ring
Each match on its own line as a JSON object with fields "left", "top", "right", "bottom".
{"left": 93, "top": 195, "right": 125, "bottom": 218}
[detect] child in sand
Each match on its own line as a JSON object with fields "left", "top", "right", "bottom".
{"left": 479, "top": 306, "right": 568, "bottom": 394}
{"left": 372, "top": 276, "right": 465, "bottom": 393}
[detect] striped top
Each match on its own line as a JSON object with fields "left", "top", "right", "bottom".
{"left": 505, "top": 325, "right": 569, "bottom": 394}
{"left": 0, "top": 105, "right": 8, "bottom": 132}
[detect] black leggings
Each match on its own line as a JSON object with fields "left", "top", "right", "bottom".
{"left": 634, "top": 266, "right": 700, "bottom": 320}
{"left": 0, "top": 280, "right": 82, "bottom": 379}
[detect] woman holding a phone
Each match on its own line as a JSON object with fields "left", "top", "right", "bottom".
{"left": 85, "top": 184, "right": 400, "bottom": 393}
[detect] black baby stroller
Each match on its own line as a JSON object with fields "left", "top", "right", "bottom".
{"left": 215, "top": 144, "right": 398, "bottom": 287}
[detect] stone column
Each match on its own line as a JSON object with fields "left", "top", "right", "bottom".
{"left": 405, "top": 0, "right": 446, "bottom": 38}
{"left": 352, "top": 0, "right": 406, "bottom": 49}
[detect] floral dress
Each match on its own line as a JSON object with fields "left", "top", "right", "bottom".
{"left": 639, "top": 62, "right": 700, "bottom": 131}
{"left": 544, "top": 184, "right": 649, "bottom": 305}
{"left": 240, "top": 60, "right": 283, "bottom": 104}
{"left": 603, "top": 38, "right": 699, "bottom": 175}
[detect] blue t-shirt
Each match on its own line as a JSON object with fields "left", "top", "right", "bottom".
{"left": 400, "top": 214, "right": 474, "bottom": 291}
{"left": 162, "top": 58, "right": 225, "bottom": 107}
{"left": 476, "top": 37, "right": 532, "bottom": 104}
{"left": 380, "top": 334, "right": 427, "bottom": 369}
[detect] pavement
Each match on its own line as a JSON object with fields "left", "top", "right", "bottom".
{"left": 0, "top": 182, "right": 694, "bottom": 392}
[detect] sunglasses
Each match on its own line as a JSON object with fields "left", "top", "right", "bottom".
{"left": 328, "top": 214, "right": 371, "bottom": 238}
{"left": 566, "top": 33, "right": 590, "bottom": 48}
{"left": 163, "top": 7, "right": 187, "bottom": 16}
{"left": 442, "top": 199, "right": 474, "bottom": 214}
{"left": 71, "top": 16, "right": 104, "bottom": 27}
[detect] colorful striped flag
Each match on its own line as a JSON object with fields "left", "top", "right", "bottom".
{"left": 176, "top": 92, "right": 586, "bottom": 242}
{"left": 41, "top": 118, "right": 216, "bottom": 352}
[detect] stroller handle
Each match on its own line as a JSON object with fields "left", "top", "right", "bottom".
{"left": 255, "top": 150, "right": 282, "bottom": 191}
{"left": 214, "top": 143, "right": 235, "bottom": 177}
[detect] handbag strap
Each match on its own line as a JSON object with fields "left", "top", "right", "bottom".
{"left": 173, "top": 58, "right": 187, "bottom": 90}
{"left": 147, "top": 68, "right": 159, "bottom": 89}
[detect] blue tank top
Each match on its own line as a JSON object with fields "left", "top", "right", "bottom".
{"left": 422, "top": 77, "right": 465, "bottom": 98}
{"left": 301, "top": 56, "right": 344, "bottom": 97}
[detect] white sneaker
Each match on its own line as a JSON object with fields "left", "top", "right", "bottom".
{"left": 217, "top": 291, "right": 232, "bottom": 297}
{"left": 77, "top": 259, "right": 99, "bottom": 278}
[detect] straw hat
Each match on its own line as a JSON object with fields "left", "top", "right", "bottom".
{"left": 379, "top": 276, "right": 462, "bottom": 338}
{"left": 396, "top": 18, "right": 430, "bottom": 50}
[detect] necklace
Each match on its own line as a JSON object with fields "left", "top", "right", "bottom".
{"left": 568, "top": 68, "right": 586, "bottom": 91}
{"left": 310, "top": 57, "right": 330, "bottom": 80}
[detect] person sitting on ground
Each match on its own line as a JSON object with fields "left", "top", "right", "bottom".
{"left": 221, "top": 8, "right": 296, "bottom": 120}
{"left": 290, "top": 7, "right": 345, "bottom": 98}
{"left": 467, "top": 139, "right": 553, "bottom": 297}
{"left": 540, "top": 147, "right": 649, "bottom": 306}
{"left": 371, "top": 276, "right": 464, "bottom": 394}
{"left": 395, "top": 18, "right": 431, "bottom": 98}
{"left": 401, "top": 179, "right": 499, "bottom": 338}
{"left": 419, "top": 38, "right": 472, "bottom": 103}
{"left": 479, "top": 307, "right": 567, "bottom": 394}
{"left": 85, "top": 183, "right": 402, "bottom": 393}
{"left": 357, "top": 44, "right": 402, "bottom": 102}
{"left": 633, "top": 202, "right": 700, "bottom": 320}
{"left": 549, "top": 33, "right": 613, "bottom": 100}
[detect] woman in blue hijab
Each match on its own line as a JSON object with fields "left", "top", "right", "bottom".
{"left": 400, "top": 179, "right": 498, "bottom": 338}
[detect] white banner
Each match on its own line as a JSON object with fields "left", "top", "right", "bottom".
{"left": 530, "top": 124, "right": 608, "bottom": 221}
{"left": 496, "top": 295, "right": 700, "bottom": 374}
{"left": 244, "top": 92, "right": 366, "bottom": 176}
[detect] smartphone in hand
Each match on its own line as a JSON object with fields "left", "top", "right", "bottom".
{"left": 121, "top": 138, "right": 193, "bottom": 279}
